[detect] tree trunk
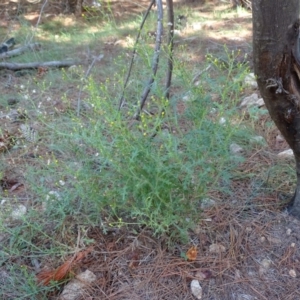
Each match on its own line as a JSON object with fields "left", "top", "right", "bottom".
{"left": 252, "top": 0, "right": 300, "bottom": 216}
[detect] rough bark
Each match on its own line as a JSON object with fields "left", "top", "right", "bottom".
{"left": 252, "top": 0, "right": 300, "bottom": 216}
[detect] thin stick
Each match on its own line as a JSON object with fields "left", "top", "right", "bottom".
{"left": 27, "top": 0, "right": 49, "bottom": 44}
{"left": 118, "top": 0, "right": 156, "bottom": 110}
{"left": 164, "top": 0, "right": 174, "bottom": 100}
{"left": 134, "top": 0, "right": 164, "bottom": 119}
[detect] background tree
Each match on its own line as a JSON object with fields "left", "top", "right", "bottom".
{"left": 252, "top": 0, "right": 300, "bottom": 216}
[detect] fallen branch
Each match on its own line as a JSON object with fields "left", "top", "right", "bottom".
{"left": 0, "top": 43, "right": 42, "bottom": 59}
{"left": 0, "top": 60, "right": 80, "bottom": 70}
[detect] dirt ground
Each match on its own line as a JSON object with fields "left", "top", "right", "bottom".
{"left": 1, "top": 1, "right": 300, "bottom": 299}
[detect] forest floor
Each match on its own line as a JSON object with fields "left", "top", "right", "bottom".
{"left": 1, "top": 1, "right": 300, "bottom": 299}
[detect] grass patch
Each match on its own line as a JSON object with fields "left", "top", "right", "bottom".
{"left": 0, "top": 2, "right": 288, "bottom": 298}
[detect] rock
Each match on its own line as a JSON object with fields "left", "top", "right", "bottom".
{"left": 209, "top": 243, "right": 226, "bottom": 253}
{"left": 289, "top": 269, "right": 297, "bottom": 278}
{"left": 230, "top": 143, "right": 243, "bottom": 154}
{"left": 200, "top": 198, "right": 216, "bottom": 210}
{"left": 276, "top": 134, "right": 285, "bottom": 143}
{"left": 190, "top": 280, "right": 202, "bottom": 299}
{"left": 259, "top": 258, "right": 272, "bottom": 276}
{"left": 256, "top": 98, "right": 265, "bottom": 107}
{"left": 250, "top": 135, "right": 266, "bottom": 145}
{"left": 11, "top": 205, "right": 27, "bottom": 220}
{"left": 219, "top": 117, "right": 226, "bottom": 125}
{"left": 244, "top": 72, "right": 258, "bottom": 89}
{"left": 240, "top": 93, "right": 264, "bottom": 108}
{"left": 182, "top": 93, "right": 191, "bottom": 102}
{"left": 277, "top": 149, "right": 294, "bottom": 159}
{"left": 275, "top": 134, "right": 286, "bottom": 148}
{"left": 261, "top": 258, "right": 272, "bottom": 269}
{"left": 59, "top": 269, "right": 97, "bottom": 300}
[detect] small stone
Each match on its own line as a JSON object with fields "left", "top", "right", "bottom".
{"left": 183, "top": 93, "right": 191, "bottom": 102}
{"left": 276, "top": 134, "right": 285, "bottom": 143}
{"left": 240, "top": 93, "right": 257, "bottom": 108}
{"left": 289, "top": 269, "right": 297, "bottom": 278}
{"left": 190, "top": 280, "right": 202, "bottom": 299}
{"left": 230, "top": 143, "right": 243, "bottom": 154}
{"left": 259, "top": 259, "right": 272, "bottom": 277}
{"left": 277, "top": 149, "right": 294, "bottom": 159}
{"left": 46, "top": 191, "right": 61, "bottom": 200}
{"left": 219, "top": 117, "right": 226, "bottom": 125}
{"left": 210, "top": 107, "right": 217, "bottom": 114}
{"left": 244, "top": 72, "right": 258, "bottom": 89}
{"left": 286, "top": 228, "right": 292, "bottom": 235}
{"left": 200, "top": 198, "right": 216, "bottom": 210}
{"left": 250, "top": 135, "right": 266, "bottom": 145}
{"left": 11, "top": 205, "right": 27, "bottom": 220}
{"left": 209, "top": 243, "right": 226, "bottom": 253}
{"left": 240, "top": 93, "right": 265, "bottom": 108}
{"left": 60, "top": 270, "right": 97, "bottom": 300}
{"left": 261, "top": 258, "right": 272, "bottom": 269}
{"left": 256, "top": 98, "right": 265, "bottom": 107}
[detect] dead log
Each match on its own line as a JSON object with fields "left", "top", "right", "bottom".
{"left": 0, "top": 43, "right": 42, "bottom": 60}
{"left": 0, "top": 60, "right": 80, "bottom": 71}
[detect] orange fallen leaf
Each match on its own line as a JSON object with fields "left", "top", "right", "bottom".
{"left": 186, "top": 246, "right": 197, "bottom": 261}
{"left": 37, "top": 246, "right": 93, "bottom": 285}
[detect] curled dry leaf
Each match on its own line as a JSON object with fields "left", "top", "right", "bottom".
{"left": 37, "top": 246, "right": 93, "bottom": 285}
{"left": 186, "top": 246, "right": 197, "bottom": 261}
